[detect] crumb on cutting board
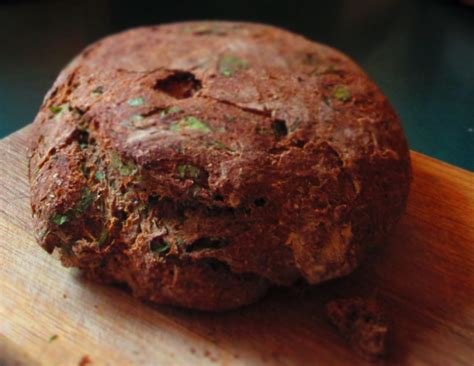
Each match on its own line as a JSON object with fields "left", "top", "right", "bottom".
{"left": 48, "top": 334, "right": 58, "bottom": 343}
{"left": 326, "top": 297, "right": 389, "bottom": 361}
{"left": 78, "top": 355, "right": 92, "bottom": 366}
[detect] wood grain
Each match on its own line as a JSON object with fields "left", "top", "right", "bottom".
{"left": 0, "top": 126, "right": 473, "bottom": 366}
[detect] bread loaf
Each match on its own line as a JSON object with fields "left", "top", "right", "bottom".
{"left": 29, "top": 21, "right": 411, "bottom": 310}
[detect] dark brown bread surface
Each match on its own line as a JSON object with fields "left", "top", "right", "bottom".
{"left": 29, "top": 21, "right": 411, "bottom": 310}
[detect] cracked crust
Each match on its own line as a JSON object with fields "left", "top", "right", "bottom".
{"left": 29, "top": 21, "right": 411, "bottom": 310}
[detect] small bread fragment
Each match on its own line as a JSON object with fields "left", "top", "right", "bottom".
{"left": 326, "top": 297, "right": 389, "bottom": 360}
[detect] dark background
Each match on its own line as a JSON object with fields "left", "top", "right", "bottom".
{"left": 0, "top": 0, "right": 473, "bottom": 170}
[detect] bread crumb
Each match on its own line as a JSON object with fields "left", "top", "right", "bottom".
{"left": 326, "top": 297, "right": 389, "bottom": 360}
{"left": 78, "top": 355, "right": 91, "bottom": 366}
{"left": 48, "top": 334, "right": 58, "bottom": 343}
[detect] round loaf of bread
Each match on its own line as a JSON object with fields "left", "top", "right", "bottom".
{"left": 29, "top": 21, "right": 411, "bottom": 310}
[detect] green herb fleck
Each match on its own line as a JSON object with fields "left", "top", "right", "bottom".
{"left": 151, "top": 239, "right": 171, "bottom": 254}
{"left": 176, "top": 238, "right": 186, "bottom": 246}
{"left": 76, "top": 188, "right": 95, "bottom": 214}
{"left": 79, "top": 143, "right": 88, "bottom": 150}
{"left": 170, "top": 116, "right": 211, "bottom": 133}
{"left": 91, "top": 86, "right": 104, "bottom": 96}
{"left": 127, "top": 97, "right": 145, "bottom": 107}
{"left": 119, "top": 164, "right": 136, "bottom": 176}
{"left": 157, "top": 241, "right": 170, "bottom": 253}
{"left": 332, "top": 85, "right": 352, "bottom": 102}
{"left": 49, "top": 103, "right": 71, "bottom": 120}
{"left": 130, "top": 114, "right": 154, "bottom": 129}
{"left": 218, "top": 55, "right": 249, "bottom": 77}
{"left": 95, "top": 171, "right": 106, "bottom": 181}
{"left": 97, "top": 229, "right": 109, "bottom": 247}
{"left": 52, "top": 214, "right": 69, "bottom": 226}
{"left": 160, "top": 106, "right": 183, "bottom": 117}
{"left": 177, "top": 164, "right": 201, "bottom": 180}
{"left": 49, "top": 105, "right": 63, "bottom": 114}
{"left": 111, "top": 153, "right": 137, "bottom": 176}
{"left": 48, "top": 335, "right": 58, "bottom": 343}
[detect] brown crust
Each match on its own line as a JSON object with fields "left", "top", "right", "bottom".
{"left": 29, "top": 21, "right": 411, "bottom": 310}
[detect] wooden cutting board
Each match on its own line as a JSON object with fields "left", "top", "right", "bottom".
{"left": 0, "top": 126, "right": 473, "bottom": 366}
